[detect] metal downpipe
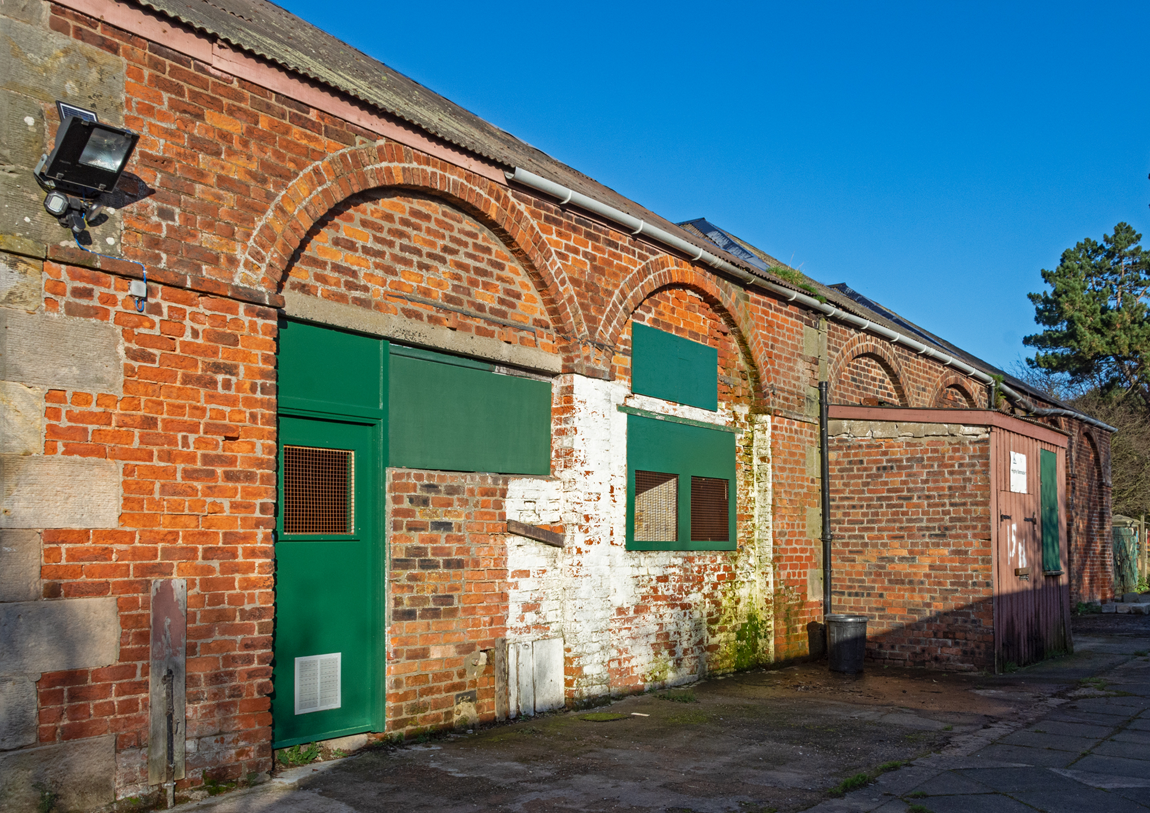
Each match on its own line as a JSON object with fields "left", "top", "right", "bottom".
{"left": 819, "top": 381, "right": 833, "bottom": 618}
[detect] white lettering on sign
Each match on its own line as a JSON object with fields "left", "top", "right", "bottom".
{"left": 1010, "top": 452, "right": 1027, "bottom": 493}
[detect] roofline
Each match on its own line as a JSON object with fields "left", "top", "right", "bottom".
{"left": 59, "top": 0, "right": 1116, "bottom": 435}
{"left": 507, "top": 170, "right": 1116, "bottom": 434}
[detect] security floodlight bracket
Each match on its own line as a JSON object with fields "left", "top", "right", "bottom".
{"left": 33, "top": 103, "right": 139, "bottom": 233}
{"left": 34, "top": 116, "right": 139, "bottom": 196}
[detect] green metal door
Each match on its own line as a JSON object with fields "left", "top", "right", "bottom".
{"left": 272, "top": 415, "right": 383, "bottom": 747}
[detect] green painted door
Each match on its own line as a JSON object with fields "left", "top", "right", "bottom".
{"left": 272, "top": 415, "right": 383, "bottom": 747}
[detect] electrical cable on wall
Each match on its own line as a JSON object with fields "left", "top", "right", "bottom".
{"left": 71, "top": 211, "right": 149, "bottom": 312}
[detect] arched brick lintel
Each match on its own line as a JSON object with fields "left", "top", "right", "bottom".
{"left": 829, "top": 333, "right": 911, "bottom": 407}
{"left": 928, "top": 373, "right": 980, "bottom": 408}
{"left": 238, "top": 142, "right": 588, "bottom": 358}
{"left": 600, "top": 254, "right": 767, "bottom": 399}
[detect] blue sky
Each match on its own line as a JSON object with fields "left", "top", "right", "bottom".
{"left": 278, "top": 0, "right": 1150, "bottom": 372}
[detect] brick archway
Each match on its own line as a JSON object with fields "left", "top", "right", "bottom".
{"left": 600, "top": 254, "right": 766, "bottom": 398}
{"left": 829, "top": 334, "right": 911, "bottom": 407}
{"left": 928, "top": 372, "right": 980, "bottom": 408}
{"left": 1071, "top": 430, "right": 1110, "bottom": 604}
{"left": 239, "top": 142, "right": 587, "bottom": 356}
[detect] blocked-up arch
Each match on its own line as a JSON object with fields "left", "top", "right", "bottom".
{"left": 928, "top": 373, "right": 979, "bottom": 409}
{"left": 239, "top": 141, "right": 587, "bottom": 356}
{"left": 600, "top": 254, "right": 765, "bottom": 398}
{"left": 829, "top": 334, "right": 910, "bottom": 407}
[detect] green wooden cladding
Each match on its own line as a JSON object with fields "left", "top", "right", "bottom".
{"left": 278, "top": 318, "right": 386, "bottom": 415}
{"left": 1040, "top": 449, "right": 1060, "bottom": 572}
{"left": 389, "top": 348, "right": 552, "bottom": 475}
{"left": 631, "top": 323, "right": 718, "bottom": 411}
{"left": 279, "top": 320, "right": 552, "bottom": 475}
{"left": 626, "top": 414, "right": 736, "bottom": 550}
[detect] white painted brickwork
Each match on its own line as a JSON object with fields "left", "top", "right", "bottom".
{"left": 505, "top": 375, "right": 777, "bottom": 705}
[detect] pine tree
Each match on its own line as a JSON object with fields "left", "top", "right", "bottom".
{"left": 1025, "top": 222, "right": 1150, "bottom": 411}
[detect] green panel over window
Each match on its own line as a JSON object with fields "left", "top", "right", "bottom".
{"left": 1040, "top": 449, "right": 1060, "bottom": 573}
{"left": 627, "top": 414, "right": 735, "bottom": 550}
{"left": 631, "top": 323, "right": 718, "bottom": 411}
{"left": 278, "top": 319, "right": 386, "bottom": 415}
{"left": 389, "top": 350, "right": 551, "bottom": 475}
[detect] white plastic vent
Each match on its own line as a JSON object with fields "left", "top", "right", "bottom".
{"left": 294, "top": 653, "right": 341, "bottom": 715}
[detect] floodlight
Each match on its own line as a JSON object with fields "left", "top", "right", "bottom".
{"left": 34, "top": 116, "right": 139, "bottom": 194}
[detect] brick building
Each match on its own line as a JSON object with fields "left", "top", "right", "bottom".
{"left": 0, "top": 0, "right": 1114, "bottom": 808}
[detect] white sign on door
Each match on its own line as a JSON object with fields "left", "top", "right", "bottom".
{"left": 1010, "top": 452, "right": 1027, "bottom": 493}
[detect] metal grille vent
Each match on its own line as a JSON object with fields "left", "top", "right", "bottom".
{"left": 283, "top": 446, "right": 354, "bottom": 535}
{"left": 295, "top": 653, "right": 341, "bottom": 715}
{"left": 691, "top": 476, "right": 729, "bottom": 542}
{"left": 635, "top": 470, "right": 677, "bottom": 541}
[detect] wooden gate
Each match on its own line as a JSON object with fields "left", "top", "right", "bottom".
{"left": 991, "top": 424, "right": 1070, "bottom": 670}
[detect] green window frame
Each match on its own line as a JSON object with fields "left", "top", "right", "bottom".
{"left": 1040, "top": 448, "right": 1060, "bottom": 573}
{"left": 626, "top": 413, "right": 736, "bottom": 551}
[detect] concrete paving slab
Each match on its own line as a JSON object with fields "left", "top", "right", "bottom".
{"left": 905, "top": 794, "right": 1041, "bottom": 813}
{"left": 865, "top": 765, "right": 939, "bottom": 797}
{"left": 902, "top": 769, "right": 994, "bottom": 796}
{"left": 1127, "top": 717, "right": 1150, "bottom": 731}
{"left": 1072, "top": 753, "right": 1150, "bottom": 779}
{"left": 1012, "top": 785, "right": 1150, "bottom": 813}
{"left": 1052, "top": 767, "right": 1150, "bottom": 790}
{"left": 1069, "top": 696, "right": 1150, "bottom": 714}
{"left": 1114, "top": 786, "right": 1150, "bottom": 805}
{"left": 1047, "top": 706, "right": 1133, "bottom": 724}
{"left": 1111, "top": 729, "right": 1150, "bottom": 745}
{"left": 999, "top": 730, "right": 1100, "bottom": 752}
{"left": 970, "top": 744, "right": 1082, "bottom": 767}
{"left": 953, "top": 766, "right": 1085, "bottom": 793}
{"left": 1091, "top": 738, "right": 1150, "bottom": 758}
{"left": 180, "top": 786, "right": 356, "bottom": 813}
{"left": 1023, "top": 719, "right": 1119, "bottom": 738}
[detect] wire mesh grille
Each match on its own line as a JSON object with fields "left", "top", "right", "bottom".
{"left": 690, "top": 476, "right": 729, "bottom": 542}
{"left": 635, "top": 470, "right": 677, "bottom": 542}
{"left": 283, "top": 445, "right": 354, "bottom": 535}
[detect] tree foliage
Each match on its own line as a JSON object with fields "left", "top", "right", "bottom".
{"left": 1011, "top": 361, "right": 1150, "bottom": 519}
{"left": 1070, "top": 390, "right": 1150, "bottom": 519}
{"left": 1025, "top": 222, "right": 1150, "bottom": 411}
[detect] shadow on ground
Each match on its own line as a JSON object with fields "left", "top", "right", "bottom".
{"left": 185, "top": 614, "right": 1150, "bottom": 813}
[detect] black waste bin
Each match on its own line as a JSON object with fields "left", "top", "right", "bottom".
{"left": 826, "top": 614, "right": 867, "bottom": 673}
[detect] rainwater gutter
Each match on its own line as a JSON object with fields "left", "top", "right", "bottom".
{"left": 506, "top": 167, "right": 1117, "bottom": 434}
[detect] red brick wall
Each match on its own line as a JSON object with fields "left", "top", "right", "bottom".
{"left": 829, "top": 430, "right": 994, "bottom": 671}
{"left": 770, "top": 417, "right": 823, "bottom": 658}
{"left": 837, "top": 354, "right": 906, "bottom": 406}
{"left": 37, "top": 260, "right": 277, "bottom": 787}
{"left": 934, "top": 384, "right": 977, "bottom": 409}
{"left": 386, "top": 470, "right": 510, "bottom": 733}
{"left": 827, "top": 327, "right": 989, "bottom": 410}
{"left": 1069, "top": 430, "right": 1114, "bottom": 604}
{"left": 284, "top": 191, "right": 559, "bottom": 355}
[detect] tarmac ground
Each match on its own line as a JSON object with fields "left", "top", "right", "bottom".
{"left": 181, "top": 613, "right": 1150, "bottom": 813}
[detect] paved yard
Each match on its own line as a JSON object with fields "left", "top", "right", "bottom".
{"left": 185, "top": 615, "right": 1150, "bottom": 813}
